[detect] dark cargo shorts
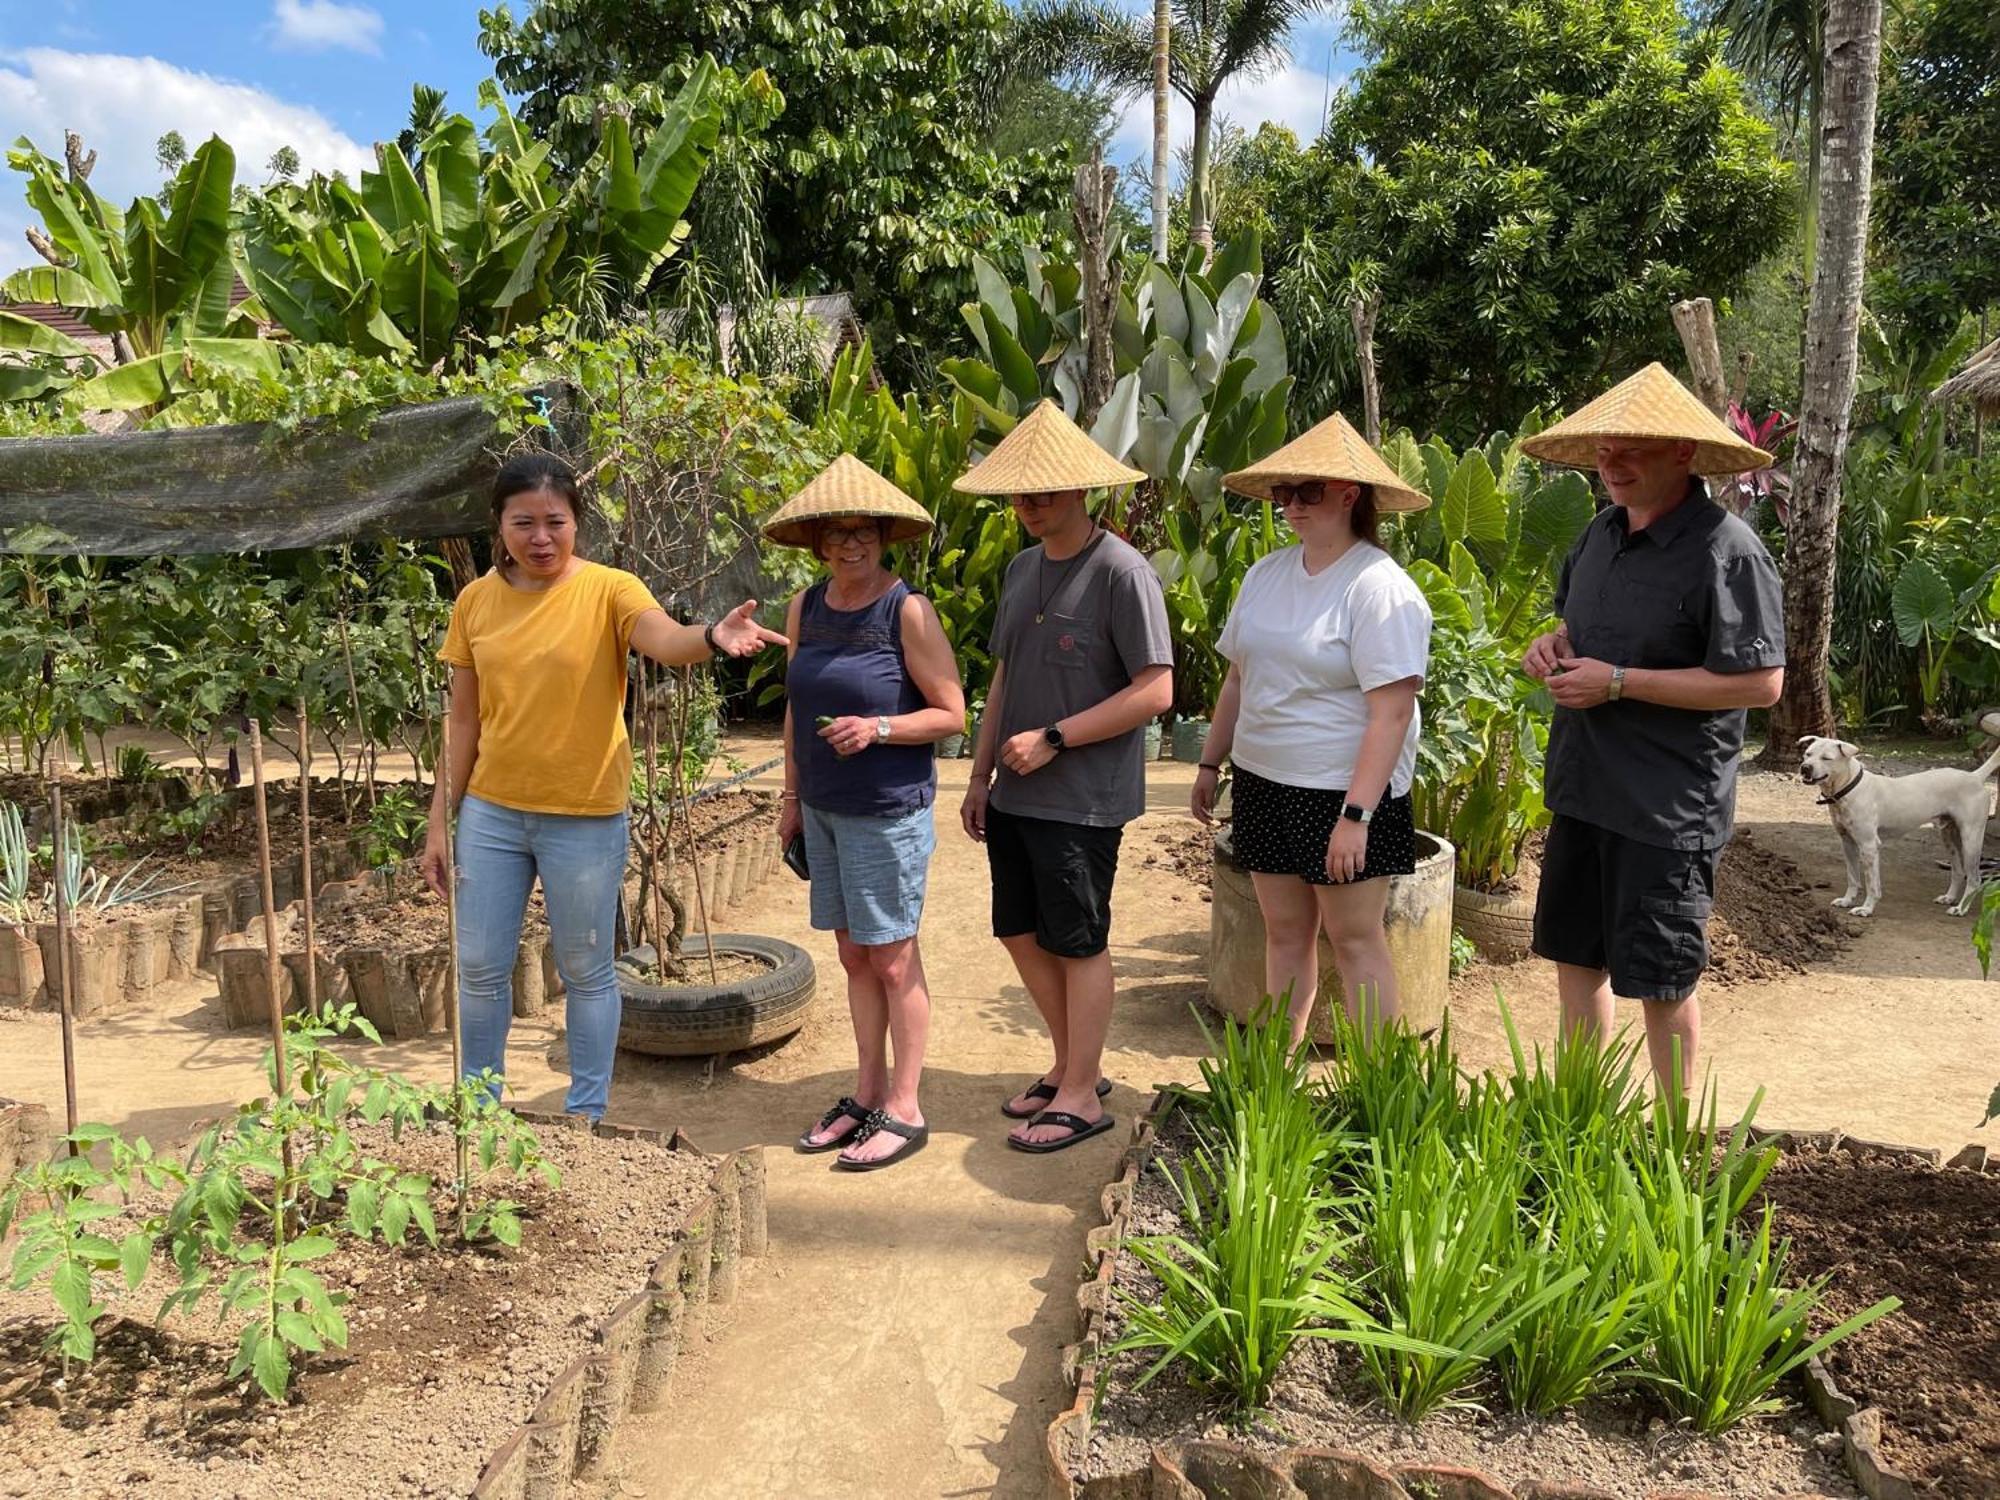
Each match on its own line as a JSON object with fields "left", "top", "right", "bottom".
{"left": 1530, "top": 814, "right": 1719, "bottom": 1002}
{"left": 986, "top": 805, "right": 1124, "bottom": 959}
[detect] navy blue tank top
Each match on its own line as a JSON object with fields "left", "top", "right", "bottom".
{"left": 788, "top": 578, "right": 935, "bottom": 816}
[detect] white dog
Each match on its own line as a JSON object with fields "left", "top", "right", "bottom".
{"left": 1798, "top": 712, "right": 2000, "bottom": 917}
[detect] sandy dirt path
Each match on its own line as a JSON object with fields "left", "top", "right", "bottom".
{"left": 1, "top": 751, "right": 1994, "bottom": 1498}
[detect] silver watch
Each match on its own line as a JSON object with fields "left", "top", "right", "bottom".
{"left": 876, "top": 715, "right": 892, "bottom": 743}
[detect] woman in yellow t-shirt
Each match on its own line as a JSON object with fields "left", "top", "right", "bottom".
{"left": 423, "top": 453, "right": 785, "bottom": 1119}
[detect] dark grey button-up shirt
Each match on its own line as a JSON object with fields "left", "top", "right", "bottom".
{"left": 1544, "top": 484, "right": 1785, "bottom": 850}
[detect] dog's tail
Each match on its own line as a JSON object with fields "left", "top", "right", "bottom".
{"left": 1977, "top": 710, "right": 2000, "bottom": 780}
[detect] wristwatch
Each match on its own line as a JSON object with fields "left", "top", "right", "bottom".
{"left": 1340, "top": 801, "right": 1374, "bottom": 825}
{"left": 1042, "top": 724, "right": 1066, "bottom": 752}
{"left": 1608, "top": 666, "right": 1627, "bottom": 702}
{"left": 876, "top": 716, "right": 892, "bottom": 743}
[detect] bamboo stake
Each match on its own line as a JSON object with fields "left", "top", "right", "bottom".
{"left": 336, "top": 612, "right": 377, "bottom": 818}
{"left": 642, "top": 662, "right": 666, "bottom": 967}
{"left": 439, "top": 693, "right": 468, "bottom": 1241}
{"left": 297, "top": 708, "right": 317, "bottom": 1019}
{"left": 672, "top": 667, "right": 719, "bottom": 984}
{"left": 246, "top": 722, "right": 295, "bottom": 1231}
{"left": 45, "top": 770, "right": 79, "bottom": 1152}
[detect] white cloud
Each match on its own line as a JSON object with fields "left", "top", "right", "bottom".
{"left": 0, "top": 49, "right": 375, "bottom": 275}
{"left": 268, "top": 0, "right": 384, "bottom": 56}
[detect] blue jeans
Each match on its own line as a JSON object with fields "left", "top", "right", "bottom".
{"left": 455, "top": 794, "right": 629, "bottom": 1118}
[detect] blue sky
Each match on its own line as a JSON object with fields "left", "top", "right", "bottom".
{"left": 0, "top": 1, "right": 1357, "bottom": 275}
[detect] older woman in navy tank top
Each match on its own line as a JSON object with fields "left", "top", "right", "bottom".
{"left": 761, "top": 457, "right": 965, "bottom": 1171}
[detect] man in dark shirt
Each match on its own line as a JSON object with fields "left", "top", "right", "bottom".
{"left": 1518, "top": 364, "right": 1786, "bottom": 1090}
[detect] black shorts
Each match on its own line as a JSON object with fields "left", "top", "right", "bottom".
{"left": 1531, "top": 814, "right": 1718, "bottom": 1002}
{"left": 1228, "top": 766, "right": 1418, "bottom": 885}
{"left": 986, "top": 806, "right": 1124, "bottom": 959}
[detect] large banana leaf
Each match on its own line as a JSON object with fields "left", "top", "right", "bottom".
{"left": 361, "top": 144, "right": 432, "bottom": 240}
{"left": 0, "top": 309, "right": 92, "bottom": 359}
{"left": 380, "top": 231, "right": 461, "bottom": 366}
{"left": 73, "top": 338, "right": 283, "bottom": 411}
{"left": 1441, "top": 450, "right": 1508, "bottom": 555}
{"left": 418, "top": 117, "right": 484, "bottom": 260}
{"left": 11, "top": 142, "right": 119, "bottom": 293}
{"left": 162, "top": 138, "right": 235, "bottom": 279}
{"left": 0, "top": 266, "right": 112, "bottom": 309}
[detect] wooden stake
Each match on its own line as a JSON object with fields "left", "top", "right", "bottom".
{"left": 297, "top": 708, "right": 317, "bottom": 1019}
{"left": 673, "top": 667, "right": 720, "bottom": 985}
{"left": 246, "top": 722, "right": 295, "bottom": 1229}
{"left": 1671, "top": 297, "right": 1729, "bottom": 415}
{"left": 45, "top": 770, "right": 79, "bottom": 1152}
{"left": 336, "top": 612, "right": 377, "bottom": 818}
{"left": 439, "top": 693, "right": 467, "bottom": 1241}
{"left": 642, "top": 662, "right": 666, "bottom": 965}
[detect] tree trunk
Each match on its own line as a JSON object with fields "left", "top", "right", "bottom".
{"left": 1189, "top": 96, "right": 1215, "bottom": 263}
{"left": 1670, "top": 297, "right": 1728, "bottom": 415}
{"left": 1151, "top": 0, "right": 1170, "bottom": 263}
{"left": 1074, "top": 148, "right": 1119, "bottom": 429}
{"left": 1765, "top": 0, "right": 1883, "bottom": 760}
{"left": 1350, "top": 294, "right": 1383, "bottom": 444}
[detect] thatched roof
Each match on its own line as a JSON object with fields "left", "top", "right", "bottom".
{"left": 1932, "top": 336, "right": 2000, "bottom": 417}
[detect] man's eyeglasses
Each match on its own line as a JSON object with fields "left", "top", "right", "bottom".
{"left": 1009, "top": 493, "right": 1071, "bottom": 511}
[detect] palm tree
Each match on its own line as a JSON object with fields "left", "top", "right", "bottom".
{"left": 1705, "top": 0, "right": 1823, "bottom": 280}
{"left": 1016, "top": 0, "right": 1330, "bottom": 255}
{"left": 397, "top": 84, "right": 450, "bottom": 165}
{"left": 1769, "top": 0, "right": 1884, "bottom": 751}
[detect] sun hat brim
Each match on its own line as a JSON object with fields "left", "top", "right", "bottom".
{"left": 952, "top": 399, "right": 1146, "bottom": 495}
{"left": 1222, "top": 412, "right": 1430, "bottom": 511}
{"left": 761, "top": 454, "right": 935, "bottom": 549}
{"left": 1518, "top": 363, "right": 1773, "bottom": 475}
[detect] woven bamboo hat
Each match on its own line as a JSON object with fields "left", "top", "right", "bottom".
{"left": 760, "top": 454, "right": 935, "bottom": 549}
{"left": 1222, "top": 412, "right": 1429, "bottom": 511}
{"left": 1520, "top": 363, "right": 1772, "bottom": 474}
{"left": 953, "top": 400, "right": 1146, "bottom": 496}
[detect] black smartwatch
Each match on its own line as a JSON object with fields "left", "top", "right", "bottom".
{"left": 1042, "top": 724, "right": 1066, "bottom": 752}
{"left": 1340, "top": 801, "right": 1374, "bottom": 825}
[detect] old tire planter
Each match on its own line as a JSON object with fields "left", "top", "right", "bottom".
{"left": 1454, "top": 879, "right": 1538, "bottom": 960}
{"left": 616, "top": 933, "right": 815, "bottom": 1057}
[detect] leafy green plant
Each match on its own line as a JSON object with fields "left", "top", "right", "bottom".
{"left": 1891, "top": 554, "right": 1997, "bottom": 715}
{"left": 1621, "top": 1153, "right": 1900, "bottom": 1432}
{"left": 0, "top": 1125, "right": 184, "bottom": 1369}
{"left": 0, "top": 800, "right": 29, "bottom": 921}
{"left": 1319, "top": 1005, "right": 1463, "bottom": 1158}
{"left": 361, "top": 786, "right": 427, "bottom": 869}
{"left": 114, "top": 745, "right": 163, "bottom": 784}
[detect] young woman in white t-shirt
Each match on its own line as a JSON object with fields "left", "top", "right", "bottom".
{"left": 1195, "top": 419, "right": 1433, "bottom": 1043}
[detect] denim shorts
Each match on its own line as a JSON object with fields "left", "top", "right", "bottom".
{"left": 800, "top": 802, "right": 937, "bottom": 946}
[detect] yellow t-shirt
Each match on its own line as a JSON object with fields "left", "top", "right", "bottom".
{"left": 439, "top": 561, "right": 662, "bottom": 816}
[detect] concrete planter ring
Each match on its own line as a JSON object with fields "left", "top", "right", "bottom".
{"left": 1207, "top": 825, "right": 1455, "bottom": 1042}
{"left": 1454, "top": 877, "right": 1538, "bottom": 960}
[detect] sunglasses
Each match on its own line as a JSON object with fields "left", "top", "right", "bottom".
{"left": 1010, "top": 493, "right": 1076, "bottom": 511}
{"left": 1270, "top": 484, "right": 1330, "bottom": 508}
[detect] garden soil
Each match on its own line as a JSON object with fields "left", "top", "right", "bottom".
{"left": 1760, "top": 1151, "right": 2000, "bottom": 1500}
{"left": 1, "top": 736, "right": 1995, "bottom": 1498}
{"left": 0, "top": 1123, "right": 716, "bottom": 1499}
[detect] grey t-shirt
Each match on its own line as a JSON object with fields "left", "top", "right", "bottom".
{"left": 987, "top": 529, "right": 1174, "bottom": 827}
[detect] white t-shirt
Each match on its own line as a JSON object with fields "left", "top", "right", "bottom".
{"left": 1216, "top": 542, "right": 1432, "bottom": 794}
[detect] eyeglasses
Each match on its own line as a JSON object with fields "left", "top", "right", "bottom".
{"left": 821, "top": 524, "right": 882, "bottom": 547}
{"left": 1010, "top": 491, "right": 1081, "bottom": 511}
{"left": 1270, "top": 484, "right": 1328, "bottom": 508}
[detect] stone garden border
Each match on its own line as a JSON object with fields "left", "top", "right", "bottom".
{"left": 469, "top": 1114, "right": 768, "bottom": 1500}
{"left": 1045, "top": 1090, "right": 1997, "bottom": 1500}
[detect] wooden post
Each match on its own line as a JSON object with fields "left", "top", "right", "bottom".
{"left": 1073, "top": 146, "right": 1119, "bottom": 430}
{"left": 336, "top": 612, "right": 376, "bottom": 818}
{"left": 642, "top": 663, "right": 666, "bottom": 966}
{"left": 297, "top": 708, "right": 317, "bottom": 1018}
{"left": 1671, "top": 297, "right": 1729, "bottom": 415}
{"left": 1350, "top": 293, "right": 1384, "bottom": 446}
{"left": 45, "top": 771, "right": 79, "bottom": 1151}
{"left": 440, "top": 694, "right": 467, "bottom": 1240}
{"left": 246, "top": 722, "right": 295, "bottom": 1222}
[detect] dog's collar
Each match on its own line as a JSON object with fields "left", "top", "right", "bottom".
{"left": 1816, "top": 767, "right": 1866, "bottom": 806}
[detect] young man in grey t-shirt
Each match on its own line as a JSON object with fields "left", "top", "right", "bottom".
{"left": 961, "top": 481, "right": 1174, "bottom": 1152}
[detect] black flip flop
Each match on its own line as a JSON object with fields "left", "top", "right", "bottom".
{"left": 1007, "top": 1110, "right": 1116, "bottom": 1154}
{"left": 797, "top": 1096, "right": 871, "bottom": 1153}
{"left": 1000, "top": 1076, "right": 1114, "bottom": 1119}
{"left": 832, "top": 1110, "right": 929, "bottom": 1173}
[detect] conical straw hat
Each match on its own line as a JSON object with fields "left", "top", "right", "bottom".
{"left": 953, "top": 399, "right": 1146, "bottom": 496}
{"left": 761, "top": 454, "right": 935, "bottom": 549}
{"left": 1223, "top": 412, "right": 1429, "bottom": 511}
{"left": 1520, "top": 363, "right": 1772, "bottom": 474}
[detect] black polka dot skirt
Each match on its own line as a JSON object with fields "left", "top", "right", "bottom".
{"left": 1227, "top": 765, "right": 1418, "bottom": 885}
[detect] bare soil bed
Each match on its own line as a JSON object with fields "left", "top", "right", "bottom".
{"left": 1759, "top": 1151, "right": 2000, "bottom": 1500}
{"left": 0, "top": 1122, "right": 716, "bottom": 1499}
{"left": 89, "top": 781, "right": 403, "bottom": 882}
{"left": 622, "top": 949, "right": 777, "bottom": 989}
{"left": 1079, "top": 1113, "right": 1859, "bottom": 1500}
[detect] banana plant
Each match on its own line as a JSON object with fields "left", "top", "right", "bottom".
{"left": 239, "top": 63, "right": 725, "bottom": 366}
{"left": 2, "top": 135, "right": 279, "bottom": 408}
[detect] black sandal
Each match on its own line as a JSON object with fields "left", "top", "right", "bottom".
{"left": 1007, "top": 1110, "right": 1116, "bottom": 1154}
{"left": 999, "top": 1076, "right": 1114, "bottom": 1119}
{"left": 832, "top": 1109, "right": 929, "bottom": 1173}
{"left": 797, "top": 1096, "right": 871, "bottom": 1153}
